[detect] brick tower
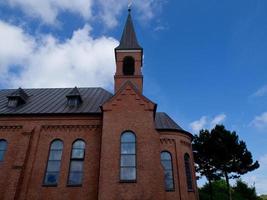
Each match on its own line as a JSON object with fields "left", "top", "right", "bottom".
{"left": 98, "top": 9, "right": 166, "bottom": 200}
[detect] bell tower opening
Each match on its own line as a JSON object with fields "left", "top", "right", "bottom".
{"left": 123, "top": 56, "right": 135, "bottom": 75}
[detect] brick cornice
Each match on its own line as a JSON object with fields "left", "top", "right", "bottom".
{"left": 180, "top": 140, "right": 191, "bottom": 148}
{"left": 0, "top": 125, "right": 23, "bottom": 131}
{"left": 160, "top": 138, "right": 175, "bottom": 144}
{"left": 41, "top": 124, "right": 101, "bottom": 132}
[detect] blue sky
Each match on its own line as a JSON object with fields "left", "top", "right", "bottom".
{"left": 0, "top": 0, "right": 267, "bottom": 195}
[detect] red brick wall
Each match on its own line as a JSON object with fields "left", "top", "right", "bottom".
{"left": 114, "top": 51, "right": 143, "bottom": 92}
{"left": 0, "top": 115, "right": 102, "bottom": 200}
{"left": 160, "top": 131, "right": 198, "bottom": 200}
{"left": 0, "top": 105, "right": 198, "bottom": 200}
{"left": 99, "top": 83, "right": 165, "bottom": 200}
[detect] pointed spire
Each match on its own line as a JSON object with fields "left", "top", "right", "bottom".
{"left": 67, "top": 86, "right": 81, "bottom": 97}
{"left": 115, "top": 9, "right": 142, "bottom": 50}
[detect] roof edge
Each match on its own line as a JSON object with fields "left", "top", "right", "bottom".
{"left": 156, "top": 128, "right": 193, "bottom": 140}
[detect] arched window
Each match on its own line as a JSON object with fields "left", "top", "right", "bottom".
{"left": 161, "top": 151, "right": 174, "bottom": 191}
{"left": 0, "top": 139, "right": 8, "bottom": 162}
{"left": 120, "top": 131, "right": 136, "bottom": 181}
{"left": 123, "top": 56, "right": 135, "bottom": 75}
{"left": 43, "top": 140, "right": 63, "bottom": 186}
{"left": 68, "top": 139, "right": 85, "bottom": 185}
{"left": 184, "top": 153, "right": 193, "bottom": 191}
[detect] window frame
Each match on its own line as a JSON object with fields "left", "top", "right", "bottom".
{"left": 160, "top": 151, "right": 175, "bottom": 192}
{"left": 43, "top": 139, "right": 64, "bottom": 187}
{"left": 184, "top": 153, "right": 194, "bottom": 192}
{"left": 119, "top": 131, "right": 137, "bottom": 183}
{"left": 0, "top": 139, "right": 8, "bottom": 162}
{"left": 67, "top": 139, "right": 86, "bottom": 186}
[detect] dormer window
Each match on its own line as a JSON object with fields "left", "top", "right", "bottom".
{"left": 68, "top": 97, "right": 80, "bottom": 107}
{"left": 7, "top": 87, "right": 29, "bottom": 108}
{"left": 7, "top": 97, "right": 19, "bottom": 108}
{"left": 123, "top": 56, "right": 135, "bottom": 75}
{"left": 66, "top": 87, "right": 82, "bottom": 108}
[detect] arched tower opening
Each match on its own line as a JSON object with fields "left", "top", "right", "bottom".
{"left": 123, "top": 56, "right": 135, "bottom": 75}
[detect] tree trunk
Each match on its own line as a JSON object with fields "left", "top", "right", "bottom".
{"left": 208, "top": 179, "right": 213, "bottom": 200}
{"left": 224, "top": 171, "right": 232, "bottom": 200}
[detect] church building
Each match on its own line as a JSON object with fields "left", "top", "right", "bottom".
{"left": 0, "top": 9, "right": 198, "bottom": 200}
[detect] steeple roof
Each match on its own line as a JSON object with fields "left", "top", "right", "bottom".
{"left": 115, "top": 9, "right": 142, "bottom": 50}
{"left": 66, "top": 86, "right": 81, "bottom": 97}
{"left": 7, "top": 87, "right": 29, "bottom": 102}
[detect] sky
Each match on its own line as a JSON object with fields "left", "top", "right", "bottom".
{"left": 0, "top": 0, "right": 267, "bottom": 195}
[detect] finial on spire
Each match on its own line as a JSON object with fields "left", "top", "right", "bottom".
{"left": 128, "top": 0, "right": 132, "bottom": 12}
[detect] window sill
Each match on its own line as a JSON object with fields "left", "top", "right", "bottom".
{"left": 67, "top": 184, "right": 83, "bottom": 187}
{"left": 119, "top": 180, "right": 136, "bottom": 183}
{"left": 188, "top": 189, "right": 194, "bottom": 192}
{"left": 42, "top": 184, "right": 58, "bottom": 187}
{"left": 166, "top": 189, "right": 175, "bottom": 192}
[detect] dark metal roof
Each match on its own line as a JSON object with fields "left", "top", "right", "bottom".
{"left": 115, "top": 10, "right": 142, "bottom": 50}
{"left": 7, "top": 87, "right": 29, "bottom": 102}
{"left": 155, "top": 112, "right": 184, "bottom": 131}
{"left": 0, "top": 87, "right": 112, "bottom": 115}
{"left": 155, "top": 112, "right": 193, "bottom": 139}
{"left": 0, "top": 88, "right": 189, "bottom": 135}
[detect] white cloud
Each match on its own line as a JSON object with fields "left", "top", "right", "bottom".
{"left": 4, "top": 0, "right": 165, "bottom": 27}
{"left": 6, "top": 0, "right": 93, "bottom": 25}
{"left": 252, "top": 85, "right": 267, "bottom": 97}
{"left": 210, "top": 114, "right": 226, "bottom": 128}
{"left": 190, "top": 116, "right": 208, "bottom": 133}
{"left": 250, "top": 112, "right": 267, "bottom": 130}
{"left": 97, "top": 0, "right": 162, "bottom": 28}
{"left": 0, "top": 20, "right": 118, "bottom": 89}
{"left": 190, "top": 114, "right": 226, "bottom": 133}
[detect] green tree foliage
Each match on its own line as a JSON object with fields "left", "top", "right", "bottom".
{"left": 260, "top": 195, "right": 267, "bottom": 200}
{"left": 193, "top": 125, "right": 260, "bottom": 200}
{"left": 193, "top": 130, "right": 222, "bottom": 200}
{"left": 199, "top": 180, "right": 228, "bottom": 200}
{"left": 233, "top": 180, "right": 260, "bottom": 200}
{"left": 199, "top": 179, "right": 261, "bottom": 200}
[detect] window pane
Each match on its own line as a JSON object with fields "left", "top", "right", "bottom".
{"left": 68, "top": 98, "right": 78, "bottom": 107}
{"left": 161, "top": 152, "right": 171, "bottom": 160}
{"left": 120, "top": 168, "right": 136, "bottom": 180}
{"left": 51, "top": 140, "right": 63, "bottom": 150}
{"left": 161, "top": 152, "right": 174, "bottom": 191}
{"left": 67, "top": 140, "right": 85, "bottom": 185}
{"left": 49, "top": 150, "right": 62, "bottom": 160}
{"left": 68, "top": 172, "right": 83, "bottom": 185}
{"left": 0, "top": 140, "right": 7, "bottom": 150}
{"left": 165, "top": 179, "right": 174, "bottom": 190}
{"left": 121, "top": 143, "right": 135, "bottom": 154}
{"left": 161, "top": 160, "right": 172, "bottom": 170}
{"left": 70, "top": 161, "right": 83, "bottom": 172}
{"left": 72, "top": 149, "right": 84, "bottom": 159}
{"left": 121, "top": 155, "right": 135, "bottom": 167}
{"left": 8, "top": 99, "right": 18, "bottom": 107}
{"left": 0, "top": 151, "right": 4, "bottom": 161}
{"left": 184, "top": 154, "right": 193, "bottom": 190}
{"left": 47, "top": 161, "right": 61, "bottom": 172}
{"left": 184, "top": 154, "right": 189, "bottom": 161}
{"left": 44, "top": 172, "right": 59, "bottom": 185}
{"left": 121, "top": 132, "right": 135, "bottom": 142}
{"left": 164, "top": 170, "right": 173, "bottom": 180}
{"left": 73, "top": 140, "right": 85, "bottom": 149}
